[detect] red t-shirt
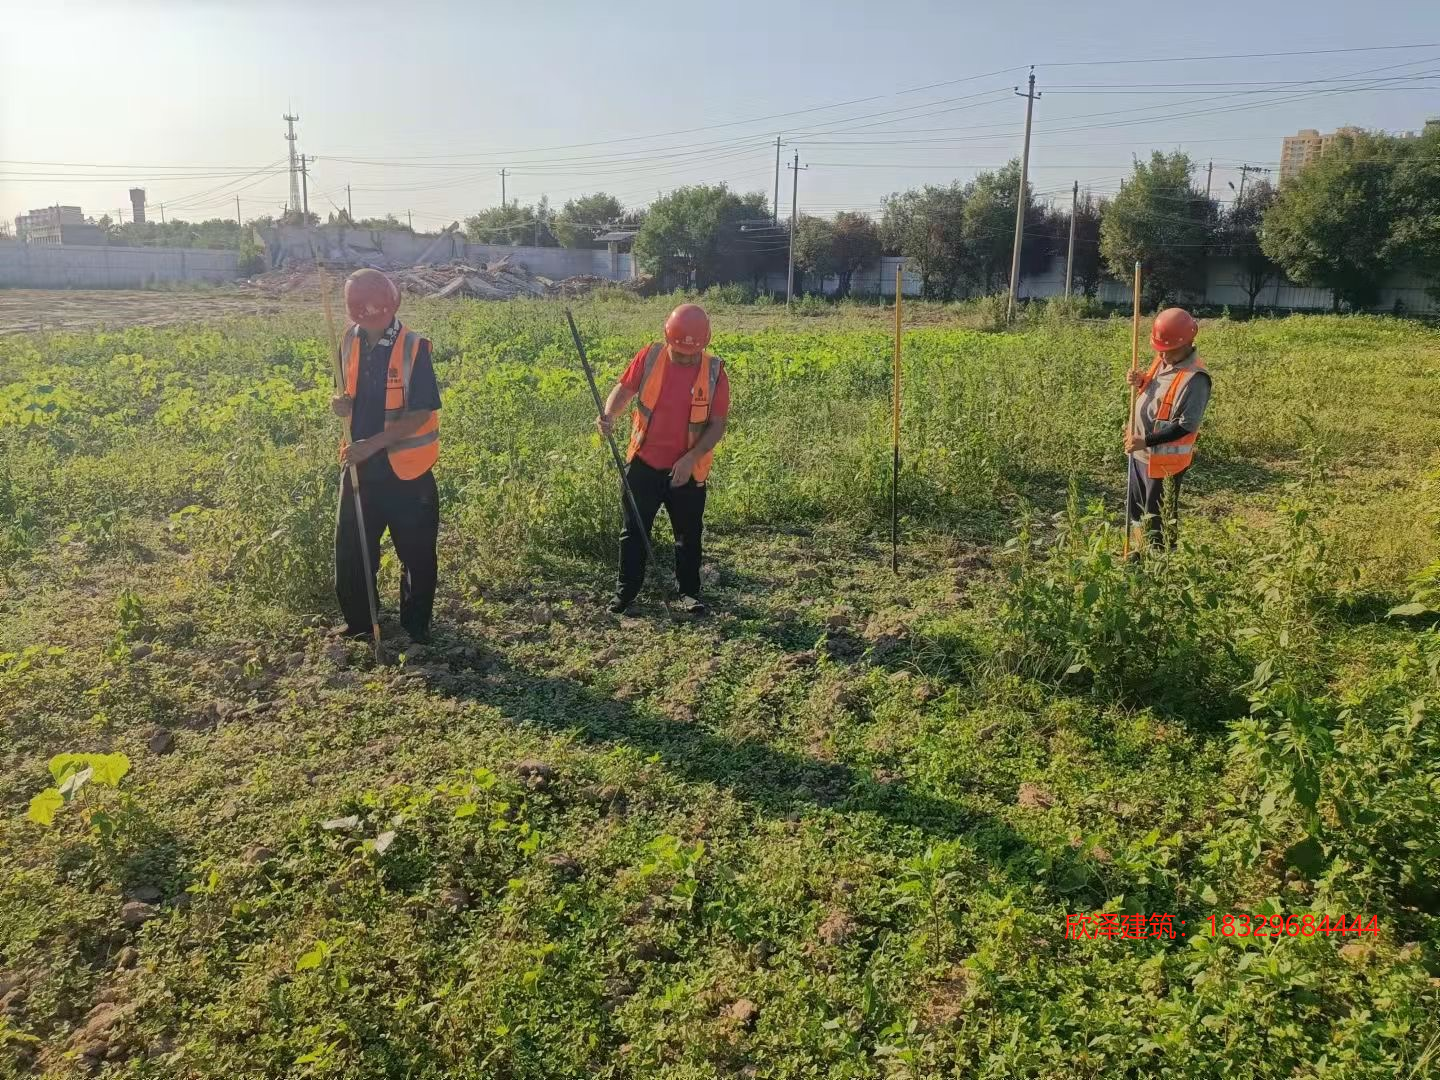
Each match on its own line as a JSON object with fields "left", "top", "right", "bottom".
{"left": 620, "top": 345, "right": 730, "bottom": 471}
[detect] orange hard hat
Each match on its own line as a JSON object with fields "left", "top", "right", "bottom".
{"left": 664, "top": 303, "right": 711, "bottom": 353}
{"left": 344, "top": 268, "right": 400, "bottom": 331}
{"left": 1151, "top": 307, "right": 1198, "bottom": 352}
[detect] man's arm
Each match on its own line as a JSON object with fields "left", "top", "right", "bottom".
{"left": 686, "top": 415, "right": 728, "bottom": 458}
{"left": 598, "top": 383, "right": 636, "bottom": 437}
{"left": 1143, "top": 372, "right": 1211, "bottom": 447}
{"left": 371, "top": 410, "right": 433, "bottom": 448}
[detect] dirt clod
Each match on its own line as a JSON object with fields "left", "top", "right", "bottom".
{"left": 147, "top": 728, "right": 176, "bottom": 755}
{"left": 1016, "top": 782, "right": 1055, "bottom": 809}
{"left": 70, "top": 1002, "right": 135, "bottom": 1054}
{"left": 118, "top": 901, "right": 157, "bottom": 928}
{"left": 545, "top": 853, "right": 582, "bottom": 880}
{"left": 817, "top": 909, "right": 858, "bottom": 947}
{"left": 114, "top": 947, "right": 140, "bottom": 970}
{"left": 515, "top": 760, "right": 555, "bottom": 791}
{"left": 242, "top": 844, "right": 275, "bottom": 866}
{"left": 437, "top": 885, "right": 471, "bottom": 913}
{"left": 129, "top": 884, "right": 162, "bottom": 904}
{"left": 723, "top": 998, "right": 760, "bottom": 1030}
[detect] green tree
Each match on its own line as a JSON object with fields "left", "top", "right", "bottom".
{"left": 1036, "top": 195, "right": 1108, "bottom": 297}
{"left": 109, "top": 218, "right": 248, "bottom": 250}
{"left": 1381, "top": 127, "right": 1440, "bottom": 303}
{"left": 464, "top": 202, "right": 556, "bottom": 247}
{"left": 553, "top": 193, "right": 626, "bottom": 248}
{"left": 881, "top": 184, "right": 967, "bottom": 300}
{"left": 960, "top": 160, "right": 1033, "bottom": 294}
{"left": 830, "top": 211, "right": 881, "bottom": 297}
{"left": 1218, "top": 180, "right": 1279, "bottom": 315}
{"left": 1261, "top": 131, "right": 1400, "bottom": 311}
{"left": 1100, "top": 151, "right": 1211, "bottom": 306}
{"left": 633, "top": 185, "right": 772, "bottom": 288}
{"left": 792, "top": 215, "right": 838, "bottom": 294}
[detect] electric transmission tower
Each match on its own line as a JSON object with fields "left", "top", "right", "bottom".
{"left": 283, "top": 111, "right": 302, "bottom": 215}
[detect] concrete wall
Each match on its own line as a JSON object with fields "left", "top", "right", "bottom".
{"left": 0, "top": 243, "right": 240, "bottom": 289}
{"left": 261, "top": 225, "right": 633, "bottom": 281}
{"left": 777, "top": 253, "right": 1437, "bottom": 313}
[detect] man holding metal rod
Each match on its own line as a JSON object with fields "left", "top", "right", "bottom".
{"left": 330, "top": 269, "right": 442, "bottom": 643}
{"left": 1122, "top": 307, "right": 1211, "bottom": 552}
{"left": 595, "top": 303, "right": 730, "bottom": 616}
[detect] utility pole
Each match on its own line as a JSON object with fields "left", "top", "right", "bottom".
{"left": 158, "top": 203, "right": 165, "bottom": 225}
{"left": 1235, "top": 164, "right": 1270, "bottom": 204}
{"left": 786, "top": 151, "right": 807, "bottom": 308}
{"left": 1064, "top": 180, "right": 1078, "bottom": 297}
{"left": 236, "top": 196, "right": 242, "bottom": 226}
{"left": 300, "top": 154, "right": 310, "bottom": 219}
{"left": 346, "top": 184, "right": 353, "bottom": 220}
{"left": 1205, "top": 160, "right": 1214, "bottom": 200}
{"left": 773, "top": 136, "right": 782, "bottom": 224}
{"left": 1007, "top": 67, "right": 1040, "bottom": 323}
{"left": 407, "top": 209, "right": 413, "bottom": 230}
{"left": 500, "top": 168, "right": 507, "bottom": 207}
{"left": 283, "top": 112, "right": 302, "bottom": 216}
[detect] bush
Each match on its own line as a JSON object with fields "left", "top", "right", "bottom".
{"left": 990, "top": 488, "right": 1245, "bottom": 717}
{"left": 705, "top": 282, "right": 755, "bottom": 305}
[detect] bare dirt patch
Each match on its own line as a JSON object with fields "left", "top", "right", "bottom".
{"left": 0, "top": 289, "right": 294, "bottom": 335}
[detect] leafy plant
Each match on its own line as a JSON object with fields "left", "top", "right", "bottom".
{"left": 27, "top": 752, "right": 133, "bottom": 839}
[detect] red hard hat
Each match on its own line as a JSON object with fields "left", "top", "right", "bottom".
{"left": 344, "top": 268, "right": 400, "bottom": 331}
{"left": 1151, "top": 307, "right": 1198, "bottom": 352}
{"left": 664, "top": 303, "right": 711, "bottom": 353}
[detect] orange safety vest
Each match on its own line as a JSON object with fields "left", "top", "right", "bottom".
{"left": 341, "top": 322, "right": 440, "bottom": 480}
{"left": 1134, "top": 350, "right": 1208, "bottom": 479}
{"left": 627, "top": 342, "right": 723, "bottom": 483}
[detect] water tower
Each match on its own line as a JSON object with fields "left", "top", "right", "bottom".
{"left": 129, "top": 188, "right": 146, "bottom": 225}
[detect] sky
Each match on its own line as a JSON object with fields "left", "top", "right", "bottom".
{"left": 3, "top": 0, "right": 1439, "bottom": 232}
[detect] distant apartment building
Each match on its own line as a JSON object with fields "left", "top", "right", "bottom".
{"left": 1279, "top": 127, "right": 1366, "bottom": 181}
{"left": 13, "top": 205, "right": 104, "bottom": 245}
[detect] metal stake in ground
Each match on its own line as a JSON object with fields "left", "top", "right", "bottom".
{"left": 564, "top": 309, "right": 662, "bottom": 605}
{"left": 892, "top": 264, "right": 903, "bottom": 574}
{"left": 1123, "top": 260, "right": 1141, "bottom": 560}
{"left": 316, "top": 254, "right": 384, "bottom": 662}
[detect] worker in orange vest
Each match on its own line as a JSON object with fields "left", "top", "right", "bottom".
{"left": 596, "top": 303, "right": 730, "bottom": 615}
{"left": 1123, "top": 307, "right": 1211, "bottom": 551}
{"left": 330, "top": 269, "right": 442, "bottom": 641}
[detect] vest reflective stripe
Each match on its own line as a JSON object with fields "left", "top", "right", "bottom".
{"left": 1137, "top": 352, "right": 1206, "bottom": 479}
{"left": 627, "top": 342, "right": 722, "bottom": 483}
{"left": 341, "top": 322, "right": 440, "bottom": 480}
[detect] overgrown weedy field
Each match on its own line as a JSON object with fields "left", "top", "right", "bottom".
{"left": 1, "top": 292, "right": 1438, "bottom": 1079}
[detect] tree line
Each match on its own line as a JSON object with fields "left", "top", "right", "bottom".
{"left": 70, "top": 124, "right": 1438, "bottom": 310}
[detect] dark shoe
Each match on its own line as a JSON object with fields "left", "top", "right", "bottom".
{"left": 678, "top": 595, "right": 708, "bottom": 616}
{"left": 608, "top": 594, "right": 638, "bottom": 615}
{"left": 403, "top": 627, "right": 432, "bottom": 645}
{"left": 335, "top": 623, "right": 372, "bottom": 640}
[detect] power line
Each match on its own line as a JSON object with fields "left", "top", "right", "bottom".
{"left": 1036, "top": 41, "right": 1440, "bottom": 66}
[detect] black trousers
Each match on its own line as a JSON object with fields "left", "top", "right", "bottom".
{"left": 618, "top": 458, "right": 707, "bottom": 600}
{"left": 1127, "top": 457, "right": 1185, "bottom": 550}
{"left": 335, "top": 460, "right": 439, "bottom": 636}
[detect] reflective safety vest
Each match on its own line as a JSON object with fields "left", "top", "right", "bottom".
{"left": 1133, "top": 349, "right": 1208, "bottom": 479}
{"left": 627, "top": 342, "right": 723, "bottom": 483}
{"left": 342, "top": 322, "right": 439, "bottom": 480}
